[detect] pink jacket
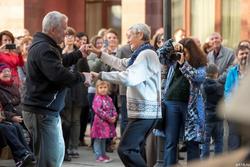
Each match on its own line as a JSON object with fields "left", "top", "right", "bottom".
{"left": 90, "top": 95, "right": 117, "bottom": 139}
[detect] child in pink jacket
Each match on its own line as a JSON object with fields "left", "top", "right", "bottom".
{"left": 90, "top": 80, "right": 117, "bottom": 163}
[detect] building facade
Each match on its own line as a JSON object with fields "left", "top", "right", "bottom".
{"left": 0, "top": 0, "right": 249, "bottom": 47}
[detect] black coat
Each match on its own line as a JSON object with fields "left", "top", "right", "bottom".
{"left": 203, "top": 78, "right": 224, "bottom": 122}
{"left": 64, "top": 57, "right": 90, "bottom": 108}
{"left": 23, "top": 32, "right": 85, "bottom": 115}
{"left": 0, "top": 84, "right": 22, "bottom": 122}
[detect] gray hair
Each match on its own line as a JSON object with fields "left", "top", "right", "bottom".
{"left": 42, "top": 11, "right": 68, "bottom": 33}
{"left": 128, "top": 23, "right": 151, "bottom": 41}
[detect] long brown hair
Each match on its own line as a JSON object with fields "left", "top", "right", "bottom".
{"left": 179, "top": 38, "right": 207, "bottom": 68}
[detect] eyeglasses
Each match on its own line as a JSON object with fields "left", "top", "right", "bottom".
{"left": 0, "top": 68, "right": 11, "bottom": 73}
{"left": 65, "top": 35, "right": 74, "bottom": 39}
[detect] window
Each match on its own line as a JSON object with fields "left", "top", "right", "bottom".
{"left": 222, "top": 0, "right": 240, "bottom": 48}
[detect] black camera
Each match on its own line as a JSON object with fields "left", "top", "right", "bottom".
{"left": 157, "top": 39, "right": 183, "bottom": 64}
{"left": 5, "top": 44, "right": 16, "bottom": 50}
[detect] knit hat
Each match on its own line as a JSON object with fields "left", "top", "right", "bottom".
{"left": 0, "top": 63, "right": 10, "bottom": 72}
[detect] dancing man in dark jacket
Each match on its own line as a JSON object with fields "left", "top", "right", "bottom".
{"left": 22, "top": 11, "right": 90, "bottom": 167}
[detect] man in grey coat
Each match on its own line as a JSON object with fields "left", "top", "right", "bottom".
{"left": 207, "top": 32, "right": 235, "bottom": 84}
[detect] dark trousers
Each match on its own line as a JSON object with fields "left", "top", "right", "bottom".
{"left": 79, "top": 105, "right": 90, "bottom": 142}
{"left": 228, "top": 121, "right": 241, "bottom": 151}
{"left": 117, "top": 119, "right": 156, "bottom": 167}
{"left": 61, "top": 118, "right": 71, "bottom": 154}
{"left": 120, "top": 95, "right": 128, "bottom": 136}
{"left": 0, "top": 126, "right": 7, "bottom": 148}
{"left": 88, "top": 93, "right": 96, "bottom": 146}
{"left": 0, "top": 123, "right": 30, "bottom": 161}
{"left": 200, "top": 121, "right": 224, "bottom": 158}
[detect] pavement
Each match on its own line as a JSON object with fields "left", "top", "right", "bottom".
{"left": 0, "top": 124, "right": 188, "bottom": 167}
{"left": 0, "top": 145, "right": 124, "bottom": 167}
{"left": 0, "top": 124, "right": 124, "bottom": 167}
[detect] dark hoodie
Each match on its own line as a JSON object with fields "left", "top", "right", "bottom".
{"left": 23, "top": 32, "right": 85, "bottom": 115}
{"left": 203, "top": 78, "right": 224, "bottom": 122}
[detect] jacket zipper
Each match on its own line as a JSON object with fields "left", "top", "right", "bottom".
{"left": 46, "top": 91, "right": 58, "bottom": 107}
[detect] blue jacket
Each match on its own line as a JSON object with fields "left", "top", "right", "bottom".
{"left": 224, "top": 65, "right": 239, "bottom": 101}
{"left": 179, "top": 62, "right": 206, "bottom": 143}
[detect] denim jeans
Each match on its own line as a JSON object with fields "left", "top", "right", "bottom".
{"left": 163, "top": 100, "right": 189, "bottom": 166}
{"left": 118, "top": 119, "right": 156, "bottom": 167}
{"left": 23, "top": 111, "right": 65, "bottom": 167}
{"left": 93, "top": 138, "right": 106, "bottom": 158}
{"left": 200, "top": 121, "right": 224, "bottom": 158}
{"left": 120, "top": 95, "right": 128, "bottom": 136}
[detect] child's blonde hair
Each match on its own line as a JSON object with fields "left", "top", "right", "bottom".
{"left": 95, "top": 80, "right": 111, "bottom": 94}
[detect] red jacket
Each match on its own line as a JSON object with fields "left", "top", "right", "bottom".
{"left": 0, "top": 51, "right": 24, "bottom": 86}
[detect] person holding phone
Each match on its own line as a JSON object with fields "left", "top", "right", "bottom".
{"left": 0, "top": 30, "right": 24, "bottom": 87}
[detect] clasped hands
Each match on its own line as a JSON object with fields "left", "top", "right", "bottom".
{"left": 80, "top": 44, "right": 103, "bottom": 85}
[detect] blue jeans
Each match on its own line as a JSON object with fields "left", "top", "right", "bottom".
{"left": 200, "top": 121, "right": 224, "bottom": 158}
{"left": 23, "top": 111, "right": 65, "bottom": 167}
{"left": 93, "top": 139, "right": 106, "bottom": 158}
{"left": 118, "top": 119, "right": 156, "bottom": 167}
{"left": 120, "top": 95, "right": 128, "bottom": 136}
{"left": 163, "top": 100, "right": 199, "bottom": 166}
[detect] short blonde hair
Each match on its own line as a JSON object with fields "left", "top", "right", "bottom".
{"left": 95, "top": 80, "right": 111, "bottom": 94}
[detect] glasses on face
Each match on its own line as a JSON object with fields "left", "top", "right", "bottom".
{"left": 65, "top": 35, "right": 74, "bottom": 39}
{"left": 1, "top": 68, "right": 11, "bottom": 74}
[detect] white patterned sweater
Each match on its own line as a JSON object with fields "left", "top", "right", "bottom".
{"left": 100, "top": 49, "right": 162, "bottom": 119}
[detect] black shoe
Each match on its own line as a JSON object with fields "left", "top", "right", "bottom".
{"left": 64, "top": 154, "right": 72, "bottom": 161}
{"left": 16, "top": 153, "right": 33, "bottom": 167}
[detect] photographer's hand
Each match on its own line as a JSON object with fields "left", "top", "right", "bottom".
{"left": 87, "top": 44, "right": 102, "bottom": 58}
{"left": 79, "top": 44, "right": 89, "bottom": 58}
{"left": 177, "top": 53, "right": 185, "bottom": 65}
{"left": 173, "top": 43, "right": 183, "bottom": 52}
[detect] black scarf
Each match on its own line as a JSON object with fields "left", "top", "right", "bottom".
{"left": 127, "top": 42, "right": 154, "bottom": 67}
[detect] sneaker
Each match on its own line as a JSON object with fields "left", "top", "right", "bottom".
{"left": 64, "top": 153, "right": 72, "bottom": 161}
{"left": 96, "top": 156, "right": 105, "bottom": 162}
{"left": 103, "top": 155, "right": 113, "bottom": 163}
{"left": 16, "top": 153, "right": 33, "bottom": 167}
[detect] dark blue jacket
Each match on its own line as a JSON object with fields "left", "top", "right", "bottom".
{"left": 203, "top": 78, "right": 224, "bottom": 122}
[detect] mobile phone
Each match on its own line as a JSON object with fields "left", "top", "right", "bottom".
{"left": 5, "top": 44, "right": 16, "bottom": 50}
{"left": 103, "top": 39, "right": 109, "bottom": 49}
